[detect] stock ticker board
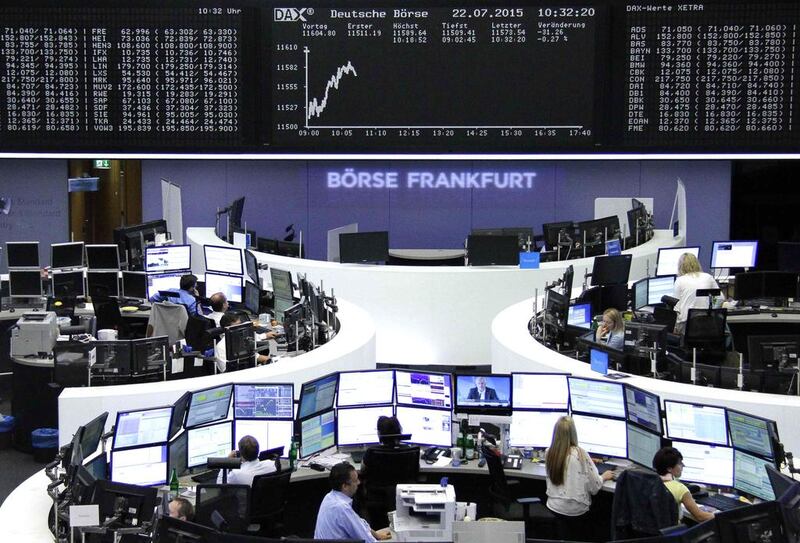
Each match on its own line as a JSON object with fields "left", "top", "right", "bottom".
{"left": 0, "top": 1, "right": 799, "bottom": 154}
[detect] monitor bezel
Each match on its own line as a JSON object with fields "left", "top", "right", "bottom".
{"left": 663, "top": 399, "right": 730, "bottom": 447}
{"left": 203, "top": 244, "right": 244, "bottom": 276}
{"left": 8, "top": 270, "right": 42, "bottom": 297}
{"left": 394, "top": 404, "right": 454, "bottom": 448}
{"left": 233, "top": 382, "right": 295, "bottom": 421}
{"left": 710, "top": 240, "right": 759, "bottom": 270}
{"left": 299, "top": 408, "right": 337, "bottom": 458}
{"left": 394, "top": 368, "right": 453, "bottom": 410}
{"left": 336, "top": 369, "right": 396, "bottom": 408}
{"left": 298, "top": 372, "right": 340, "bottom": 421}
{"left": 51, "top": 241, "right": 85, "bottom": 269}
{"left": 86, "top": 270, "right": 120, "bottom": 298}
{"left": 510, "top": 372, "right": 571, "bottom": 412}
{"left": 453, "top": 372, "right": 513, "bottom": 414}
{"left": 143, "top": 244, "right": 192, "bottom": 274}
{"left": 185, "top": 420, "right": 234, "bottom": 469}
{"left": 567, "top": 375, "right": 627, "bottom": 420}
{"left": 184, "top": 383, "right": 234, "bottom": 430}
{"left": 6, "top": 240, "right": 40, "bottom": 269}
{"left": 112, "top": 405, "right": 174, "bottom": 451}
{"left": 85, "top": 244, "right": 121, "bottom": 271}
{"left": 725, "top": 407, "right": 777, "bottom": 461}
{"left": 109, "top": 442, "right": 169, "bottom": 487}
{"left": 623, "top": 383, "right": 663, "bottom": 434}
{"left": 656, "top": 246, "right": 700, "bottom": 277}
{"left": 335, "top": 405, "right": 396, "bottom": 447}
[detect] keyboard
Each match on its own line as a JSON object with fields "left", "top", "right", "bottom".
{"left": 596, "top": 463, "right": 616, "bottom": 475}
{"left": 190, "top": 469, "right": 219, "bottom": 483}
{"left": 696, "top": 493, "right": 747, "bottom": 511}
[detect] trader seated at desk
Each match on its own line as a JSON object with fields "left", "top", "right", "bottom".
{"left": 315, "top": 462, "right": 392, "bottom": 542}
{"left": 213, "top": 312, "right": 272, "bottom": 372}
{"left": 595, "top": 308, "right": 625, "bottom": 350}
{"left": 149, "top": 273, "right": 200, "bottom": 315}
{"left": 217, "top": 435, "right": 277, "bottom": 486}
{"left": 208, "top": 292, "right": 229, "bottom": 326}
{"left": 168, "top": 497, "right": 195, "bottom": 521}
{"left": 653, "top": 446, "right": 714, "bottom": 523}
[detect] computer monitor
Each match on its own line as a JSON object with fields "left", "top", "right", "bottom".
{"left": 339, "top": 231, "right": 389, "bottom": 264}
{"left": 300, "top": 409, "right": 336, "bottom": 458}
{"left": 567, "top": 303, "right": 592, "bottom": 329}
{"left": 156, "top": 516, "right": 218, "bottom": 543}
{"left": 85, "top": 453, "right": 108, "bottom": 482}
{"left": 664, "top": 400, "right": 728, "bottom": 446}
{"left": 454, "top": 374, "right": 511, "bottom": 412}
{"left": 121, "top": 271, "right": 147, "bottom": 300}
{"left": 542, "top": 221, "right": 575, "bottom": 251}
{"left": 467, "top": 234, "right": 519, "bottom": 266}
{"left": 170, "top": 392, "right": 191, "bottom": 440}
{"left": 632, "top": 278, "right": 649, "bottom": 310}
{"left": 80, "top": 412, "right": 109, "bottom": 459}
{"left": 715, "top": 500, "right": 787, "bottom": 543}
{"left": 87, "top": 271, "right": 119, "bottom": 298}
{"left": 186, "top": 421, "right": 233, "bottom": 469}
{"left": 711, "top": 241, "right": 758, "bottom": 270}
{"left": 113, "top": 219, "right": 168, "bottom": 270}
{"left": 337, "top": 406, "right": 395, "bottom": 447}
{"left": 657, "top": 246, "right": 700, "bottom": 277}
{"left": 627, "top": 423, "right": 664, "bottom": 468}
{"left": 337, "top": 370, "right": 395, "bottom": 407}
{"left": 623, "top": 321, "right": 668, "bottom": 356}
{"left": 747, "top": 335, "right": 800, "bottom": 371}
{"left": 670, "top": 439, "right": 733, "bottom": 487}
{"left": 624, "top": 385, "right": 662, "bottom": 434}
{"left": 228, "top": 197, "right": 245, "bottom": 228}
{"left": 113, "top": 406, "right": 172, "bottom": 450}
{"left": 257, "top": 237, "right": 279, "bottom": 254}
{"left": 244, "top": 250, "right": 259, "bottom": 286}
{"left": 144, "top": 245, "right": 191, "bottom": 274}
{"left": 576, "top": 217, "right": 613, "bottom": 251}
{"left": 590, "top": 348, "right": 610, "bottom": 375}
{"left": 270, "top": 268, "right": 294, "bottom": 302}
{"left": 242, "top": 281, "right": 261, "bottom": 315}
{"left": 224, "top": 322, "right": 255, "bottom": 361}
{"left": 204, "top": 245, "right": 243, "bottom": 275}
{"left": 92, "top": 340, "right": 132, "bottom": 377}
{"left": 545, "top": 289, "right": 568, "bottom": 332}
{"left": 277, "top": 240, "right": 304, "bottom": 258}
{"left": 766, "top": 464, "right": 799, "bottom": 502}
{"left": 90, "top": 479, "right": 158, "bottom": 526}
{"left": 395, "top": 406, "right": 453, "bottom": 447}
{"left": 394, "top": 370, "right": 452, "bottom": 409}
{"left": 591, "top": 255, "right": 632, "bottom": 286}
{"left": 131, "top": 336, "right": 169, "bottom": 374}
{"left": 146, "top": 272, "right": 182, "bottom": 300}
{"left": 567, "top": 377, "right": 625, "bottom": 419}
{"left": 51, "top": 270, "right": 85, "bottom": 298}
{"left": 110, "top": 444, "right": 168, "bottom": 486}
{"left": 6, "top": 241, "right": 39, "bottom": 268}
{"left": 233, "top": 383, "right": 294, "bottom": 419}
{"left": 298, "top": 373, "right": 338, "bottom": 420}
{"left": 648, "top": 275, "right": 676, "bottom": 305}
{"left": 85, "top": 244, "right": 120, "bottom": 271}
{"left": 763, "top": 271, "right": 800, "bottom": 299}
{"left": 232, "top": 229, "right": 256, "bottom": 250}
{"left": 51, "top": 241, "right": 84, "bottom": 269}
{"left": 572, "top": 414, "right": 627, "bottom": 458}
{"left": 205, "top": 272, "right": 244, "bottom": 304}
{"left": 512, "top": 373, "right": 569, "bottom": 410}
{"left": 232, "top": 420, "right": 292, "bottom": 459}
{"left": 168, "top": 431, "right": 188, "bottom": 478}
{"left": 726, "top": 409, "right": 775, "bottom": 460}
{"left": 9, "top": 270, "right": 43, "bottom": 297}
{"left": 778, "top": 242, "right": 800, "bottom": 272}
{"left": 733, "top": 449, "right": 776, "bottom": 501}
{"left": 509, "top": 410, "right": 568, "bottom": 448}
{"left": 185, "top": 384, "right": 233, "bottom": 429}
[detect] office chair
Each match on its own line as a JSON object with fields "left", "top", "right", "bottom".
{"left": 248, "top": 470, "right": 292, "bottom": 536}
{"left": 684, "top": 308, "right": 727, "bottom": 353}
{"left": 611, "top": 468, "right": 678, "bottom": 540}
{"left": 147, "top": 301, "right": 188, "bottom": 346}
{"left": 360, "top": 445, "right": 421, "bottom": 530}
{"left": 720, "top": 366, "right": 763, "bottom": 392}
{"left": 482, "top": 444, "right": 557, "bottom": 538}
{"left": 195, "top": 484, "right": 251, "bottom": 534}
{"left": 92, "top": 296, "right": 132, "bottom": 339}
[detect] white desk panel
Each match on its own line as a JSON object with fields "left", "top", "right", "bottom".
{"left": 0, "top": 470, "right": 53, "bottom": 543}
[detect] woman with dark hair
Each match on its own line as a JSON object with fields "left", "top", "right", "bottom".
{"left": 653, "top": 446, "right": 714, "bottom": 523}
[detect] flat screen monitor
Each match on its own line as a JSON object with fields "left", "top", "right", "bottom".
{"left": 85, "top": 244, "right": 120, "bottom": 271}
{"left": 224, "top": 322, "right": 254, "bottom": 361}
{"left": 298, "top": 373, "right": 338, "bottom": 420}
{"left": 300, "top": 410, "right": 336, "bottom": 458}
{"left": 576, "top": 217, "right": 613, "bottom": 249}
{"left": 734, "top": 449, "right": 776, "bottom": 501}
{"left": 778, "top": 242, "right": 800, "bottom": 272}
{"left": 131, "top": 336, "right": 169, "bottom": 374}
{"left": 87, "top": 271, "right": 119, "bottom": 298}
{"left": 454, "top": 374, "right": 511, "bottom": 411}
{"left": 169, "top": 392, "right": 191, "bottom": 440}
{"left": 110, "top": 444, "right": 168, "bottom": 486}
{"left": 9, "top": 270, "right": 42, "bottom": 297}
{"left": 339, "top": 231, "right": 389, "bottom": 264}
{"left": 204, "top": 272, "right": 243, "bottom": 305}
{"left": 664, "top": 400, "right": 728, "bottom": 446}
{"left": 228, "top": 197, "right": 245, "bottom": 228}
{"left": 186, "top": 421, "right": 233, "bottom": 469}
{"left": 91, "top": 480, "right": 158, "bottom": 526}
{"left": 80, "top": 412, "right": 109, "bottom": 459}
{"left": 234, "top": 419, "right": 293, "bottom": 455}
{"left": 92, "top": 340, "right": 132, "bottom": 376}
{"left": 185, "top": 384, "right": 233, "bottom": 429}
{"left": 337, "top": 370, "right": 395, "bottom": 407}
{"left": 395, "top": 370, "right": 452, "bottom": 409}
{"left": 85, "top": 453, "right": 108, "bottom": 481}
{"left": 512, "top": 373, "right": 569, "bottom": 410}
{"left": 146, "top": 272, "right": 182, "bottom": 300}
{"left": 51, "top": 241, "right": 84, "bottom": 269}
{"left": 766, "top": 464, "right": 799, "bottom": 502}
{"left": 726, "top": 409, "right": 775, "bottom": 459}
{"left": 657, "top": 246, "right": 700, "bottom": 277}
{"left": 648, "top": 275, "right": 676, "bottom": 306}
{"left": 711, "top": 241, "right": 758, "bottom": 270}
{"left": 257, "top": 237, "right": 279, "bottom": 254}
{"left": 395, "top": 406, "right": 453, "bottom": 447}
{"left": 244, "top": 250, "right": 259, "bottom": 287}
{"left": 546, "top": 289, "right": 568, "bottom": 331}
{"left": 6, "top": 241, "right": 39, "bottom": 268}
{"left": 591, "top": 255, "right": 632, "bottom": 286}
{"left": 277, "top": 240, "right": 303, "bottom": 258}
{"left": 542, "top": 221, "right": 574, "bottom": 251}
{"left": 568, "top": 377, "right": 625, "bottom": 419}
{"left": 204, "top": 245, "right": 243, "bottom": 275}
{"left": 243, "top": 280, "right": 260, "bottom": 314}
{"left": 670, "top": 440, "right": 733, "bottom": 487}
{"left": 716, "top": 501, "right": 787, "bottom": 543}
{"left": 633, "top": 278, "right": 649, "bottom": 310}
{"left": 337, "top": 406, "right": 395, "bottom": 447}
{"left": 747, "top": 335, "right": 800, "bottom": 371}
{"left": 509, "top": 410, "right": 567, "bottom": 448}
{"left": 113, "top": 406, "right": 172, "bottom": 450}
{"left": 590, "top": 349, "right": 609, "bottom": 375}
{"left": 467, "top": 234, "right": 519, "bottom": 266}
{"left": 232, "top": 230, "right": 252, "bottom": 250}
{"left": 121, "top": 271, "right": 147, "bottom": 300}
{"left": 572, "top": 414, "right": 627, "bottom": 458}
{"left": 763, "top": 271, "right": 799, "bottom": 299}
{"left": 168, "top": 431, "right": 188, "bottom": 478}
{"left": 233, "top": 383, "right": 294, "bottom": 419}
{"left": 51, "top": 270, "right": 85, "bottom": 298}
{"left": 625, "top": 385, "right": 662, "bottom": 434}
{"left": 144, "top": 245, "right": 191, "bottom": 274}
{"left": 627, "top": 423, "right": 663, "bottom": 468}
{"left": 270, "top": 268, "right": 293, "bottom": 302}
{"left": 567, "top": 303, "right": 592, "bottom": 329}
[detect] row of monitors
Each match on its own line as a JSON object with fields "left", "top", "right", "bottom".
{"left": 6, "top": 241, "right": 119, "bottom": 270}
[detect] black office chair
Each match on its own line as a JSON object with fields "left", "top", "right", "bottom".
{"left": 183, "top": 314, "right": 217, "bottom": 377}
{"left": 720, "top": 366, "right": 763, "bottom": 392}
{"left": 360, "top": 445, "right": 421, "bottom": 529}
{"left": 248, "top": 470, "right": 292, "bottom": 536}
{"left": 684, "top": 308, "right": 727, "bottom": 354}
{"left": 93, "top": 296, "right": 132, "bottom": 339}
{"left": 482, "top": 444, "right": 557, "bottom": 539}
{"left": 611, "top": 468, "right": 678, "bottom": 540}
{"left": 695, "top": 363, "right": 721, "bottom": 387}
{"left": 195, "top": 484, "right": 251, "bottom": 534}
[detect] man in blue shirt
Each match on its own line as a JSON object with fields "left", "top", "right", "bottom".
{"left": 149, "top": 274, "right": 200, "bottom": 315}
{"left": 314, "top": 462, "right": 391, "bottom": 542}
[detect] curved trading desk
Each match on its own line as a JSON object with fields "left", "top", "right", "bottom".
{"left": 491, "top": 297, "right": 800, "bottom": 454}
{"left": 188, "top": 227, "right": 683, "bottom": 366}
{"left": 57, "top": 299, "right": 375, "bottom": 447}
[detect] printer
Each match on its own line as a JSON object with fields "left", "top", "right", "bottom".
{"left": 393, "top": 484, "right": 457, "bottom": 542}
{"left": 11, "top": 312, "right": 59, "bottom": 357}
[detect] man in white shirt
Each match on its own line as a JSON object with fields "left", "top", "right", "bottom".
{"left": 213, "top": 312, "right": 271, "bottom": 373}
{"left": 217, "top": 435, "right": 277, "bottom": 486}
{"left": 208, "top": 292, "right": 229, "bottom": 326}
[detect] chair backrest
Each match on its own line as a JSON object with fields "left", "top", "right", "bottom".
{"left": 93, "top": 297, "right": 123, "bottom": 332}
{"left": 684, "top": 308, "right": 726, "bottom": 351}
{"left": 148, "top": 302, "right": 188, "bottom": 345}
{"left": 363, "top": 445, "right": 420, "bottom": 488}
{"left": 481, "top": 444, "right": 510, "bottom": 503}
{"left": 653, "top": 306, "right": 678, "bottom": 332}
{"left": 250, "top": 470, "right": 292, "bottom": 522}
{"left": 611, "top": 468, "right": 678, "bottom": 539}
{"left": 196, "top": 484, "right": 251, "bottom": 534}
{"left": 184, "top": 314, "right": 215, "bottom": 351}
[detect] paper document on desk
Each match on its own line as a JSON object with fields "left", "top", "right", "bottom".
{"left": 433, "top": 456, "right": 452, "bottom": 468}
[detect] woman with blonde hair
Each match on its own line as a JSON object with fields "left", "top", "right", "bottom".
{"left": 673, "top": 252, "right": 721, "bottom": 334}
{"left": 545, "top": 416, "right": 615, "bottom": 540}
{"left": 595, "top": 308, "right": 625, "bottom": 350}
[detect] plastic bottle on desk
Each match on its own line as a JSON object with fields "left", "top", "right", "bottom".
{"left": 288, "top": 440, "right": 298, "bottom": 471}
{"left": 169, "top": 468, "right": 179, "bottom": 499}
{"left": 465, "top": 434, "right": 475, "bottom": 460}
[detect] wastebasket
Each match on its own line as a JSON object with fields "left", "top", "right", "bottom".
{"left": 0, "top": 416, "right": 14, "bottom": 449}
{"left": 31, "top": 428, "right": 59, "bottom": 463}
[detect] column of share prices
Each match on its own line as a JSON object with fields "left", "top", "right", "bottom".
{"left": 271, "top": 5, "right": 599, "bottom": 149}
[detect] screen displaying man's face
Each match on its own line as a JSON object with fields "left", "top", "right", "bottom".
{"left": 475, "top": 377, "right": 487, "bottom": 392}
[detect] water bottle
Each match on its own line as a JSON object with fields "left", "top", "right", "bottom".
{"left": 169, "top": 468, "right": 179, "bottom": 499}
{"left": 288, "top": 440, "right": 298, "bottom": 471}
{"left": 465, "top": 434, "right": 475, "bottom": 460}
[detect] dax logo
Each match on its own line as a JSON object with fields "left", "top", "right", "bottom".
{"left": 274, "top": 7, "right": 313, "bottom": 22}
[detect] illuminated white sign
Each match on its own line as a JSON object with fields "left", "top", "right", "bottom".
{"left": 327, "top": 168, "right": 537, "bottom": 190}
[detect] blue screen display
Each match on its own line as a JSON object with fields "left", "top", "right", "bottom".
{"left": 455, "top": 375, "right": 511, "bottom": 407}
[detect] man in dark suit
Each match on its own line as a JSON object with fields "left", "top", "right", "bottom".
{"left": 467, "top": 376, "right": 499, "bottom": 401}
